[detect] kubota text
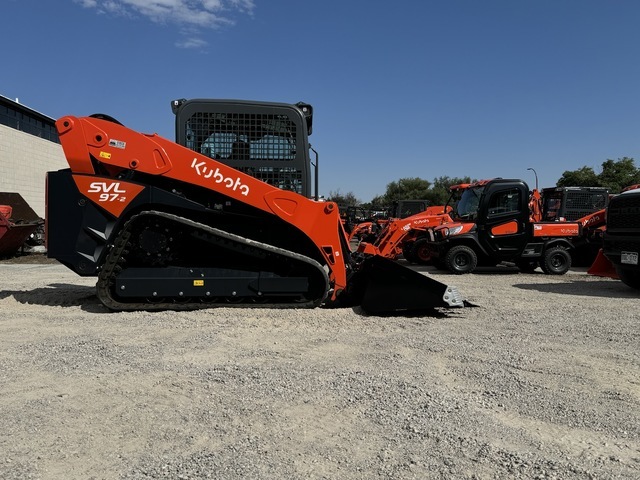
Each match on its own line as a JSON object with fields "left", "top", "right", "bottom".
{"left": 191, "top": 159, "right": 250, "bottom": 196}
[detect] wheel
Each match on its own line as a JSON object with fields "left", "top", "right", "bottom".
{"left": 540, "top": 246, "right": 571, "bottom": 275}
{"left": 617, "top": 268, "right": 640, "bottom": 290}
{"left": 445, "top": 245, "right": 478, "bottom": 274}
{"left": 517, "top": 259, "right": 538, "bottom": 273}
{"left": 401, "top": 241, "right": 416, "bottom": 263}
{"left": 411, "top": 238, "right": 433, "bottom": 265}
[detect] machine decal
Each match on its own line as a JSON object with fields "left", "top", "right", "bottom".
{"left": 582, "top": 212, "right": 604, "bottom": 227}
{"left": 109, "top": 139, "right": 126, "bottom": 149}
{"left": 88, "top": 181, "right": 127, "bottom": 197}
{"left": 191, "top": 158, "right": 250, "bottom": 196}
{"left": 412, "top": 218, "right": 436, "bottom": 227}
{"left": 72, "top": 175, "right": 145, "bottom": 217}
{"left": 533, "top": 223, "right": 580, "bottom": 237}
{"left": 99, "top": 151, "right": 112, "bottom": 159}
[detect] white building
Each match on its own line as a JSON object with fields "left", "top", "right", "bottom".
{"left": 0, "top": 95, "right": 67, "bottom": 217}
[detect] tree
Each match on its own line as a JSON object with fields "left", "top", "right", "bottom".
{"left": 372, "top": 176, "right": 474, "bottom": 206}
{"left": 327, "top": 189, "right": 360, "bottom": 207}
{"left": 599, "top": 157, "right": 640, "bottom": 193}
{"left": 364, "top": 194, "right": 387, "bottom": 210}
{"left": 556, "top": 166, "right": 600, "bottom": 188}
{"left": 557, "top": 158, "right": 640, "bottom": 194}
{"left": 429, "top": 176, "right": 473, "bottom": 205}
{"left": 377, "top": 177, "right": 432, "bottom": 205}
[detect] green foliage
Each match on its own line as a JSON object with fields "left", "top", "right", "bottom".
{"left": 557, "top": 157, "right": 640, "bottom": 194}
{"left": 384, "top": 177, "right": 432, "bottom": 202}
{"left": 363, "top": 195, "right": 386, "bottom": 210}
{"left": 599, "top": 157, "right": 640, "bottom": 193}
{"left": 327, "top": 189, "right": 360, "bottom": 207}
{"left": 429, "top": 176, "right": 473, "bottom": 205}
{"left": 556, "top": 166, "right": 600, "bottom": 188}
{"left": 372, "top": 176, "right": 473, "bottom": 206}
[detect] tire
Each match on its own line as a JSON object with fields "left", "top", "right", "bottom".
{"left": 618, "top": 268, "right": 640, "bottom": 290}
{"left": 540, "top": 246, "right": 571, "bottom": 275}
{"left": 402, "top": 241, "right": 417, "bottom": 263}
{"left": 517, "top": 259, "right": 538, "bottom": 273}
{"left": 411, "top": 238, "right": 433, "bottom": 265}
{"left": 445, "top": 245, "right": 478, "bottom": 274}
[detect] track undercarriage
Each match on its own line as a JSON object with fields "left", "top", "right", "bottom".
{"left": 96, "top": 211, "right": 331, "bottom": 311}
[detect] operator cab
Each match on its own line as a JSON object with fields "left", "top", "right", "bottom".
{"left": 172, "top": 98, "right": 314, "bottom": 197}
{"left": 541, "top": 187, "right": 609, "bottom": 221}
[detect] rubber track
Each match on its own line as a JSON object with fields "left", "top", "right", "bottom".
{"left": 96, "top": 211, "right": 330, "bottom": 311}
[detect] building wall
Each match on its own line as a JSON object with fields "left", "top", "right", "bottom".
{"left": 0, "top": 124, "right": 67, "bottom": 217}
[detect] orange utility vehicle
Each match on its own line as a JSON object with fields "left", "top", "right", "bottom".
{"left": 45, "top": 100, "right": 465, "bottom": 313}
{"left": 422, "top": 178, "right": 584, "bottom": 274}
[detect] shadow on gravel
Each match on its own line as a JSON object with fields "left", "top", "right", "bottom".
{"left": 1, "top": 284, "right": 477, "bottom": 317}
{"left": 350, "top": 300, "right": 477, "bottom": 318}
{"left": 410, "top": 264, "right": 520, "bottom": 275}
{"left": 0, "top": 283, "right": 108, "bottom": 313}
{"left": 352, "top": 306, "right": 449, "bottom": 318}
{"left": 514, "top": 280, "right": 639, "bottom": 298}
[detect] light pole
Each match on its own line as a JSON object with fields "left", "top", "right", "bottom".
{"left": 527, "top": 167, "right": 539, "bottom": 191}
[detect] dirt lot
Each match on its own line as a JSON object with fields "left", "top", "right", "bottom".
{"left": 0, "top": 255, "right": 638, "bottom": 479}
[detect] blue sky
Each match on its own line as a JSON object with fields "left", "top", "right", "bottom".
{"left": 2, "top": 0, "right": 640, "bottom": 202}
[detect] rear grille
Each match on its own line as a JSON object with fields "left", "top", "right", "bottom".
{"left": 607, "top": 194, "right": 640, "bottom": 230}
{"left": 563, "top": 191, "right": 608, "bottom": 221}
{"left": 604, "top": 238, "right": 640, "bottom": 252}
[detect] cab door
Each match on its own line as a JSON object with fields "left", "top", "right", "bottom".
{"left": 476, "top": 183, "right": 530, "bottom": 261}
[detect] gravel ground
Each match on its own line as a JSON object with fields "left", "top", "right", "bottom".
{"left": 0, "top": 255, "right": 638, "bottom": 479}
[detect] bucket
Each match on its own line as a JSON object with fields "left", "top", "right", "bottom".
{"left": 347, "top": 255, "right": 465, "bottom": 313}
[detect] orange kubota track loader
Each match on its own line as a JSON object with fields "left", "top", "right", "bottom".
{"left": 46, "top": 110, "right": 464, "bottom": 313}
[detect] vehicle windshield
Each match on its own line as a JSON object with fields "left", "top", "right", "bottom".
{"left": 456, "top": 186, "right": 484, "bottom": 220}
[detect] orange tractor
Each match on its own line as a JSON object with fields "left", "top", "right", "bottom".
{"left": 347, "top": 200, "right": 432, "bottom": 244}
{"left": 45, "top": 100, "right": 465, "bottom": 313}
{"left": 356, "top": 204, "right": 453, "bottom": 262}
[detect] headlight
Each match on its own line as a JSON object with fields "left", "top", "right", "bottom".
{"left": 445, "top": 225, "right": 464, "bottom": 237}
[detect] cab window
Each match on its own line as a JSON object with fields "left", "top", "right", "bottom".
{"left": 487, "top": 188, "right": 521, "bottom": 217}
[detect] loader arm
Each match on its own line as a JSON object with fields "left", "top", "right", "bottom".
{"left": 358, "top": 208, "right": 452, "bottom": 259}
{"left": 55, "top": 115, "right": 349, "bottom": 297}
